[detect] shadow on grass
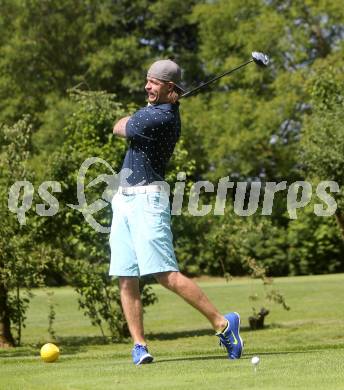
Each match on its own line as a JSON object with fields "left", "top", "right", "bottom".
{"left": 55, "top": 335, "right": 114, "bottom": 347}
{"left": 0, "top": 347, "right": 38, "bottom": 359}
{"left": 156, "top": 354, "right": 230, "bottom": 363}
{"left": 0, "top": 345, "right": 85, "bottom": 359}
{"left": 2, "top": 323, "right": 320, "bottom": 359}
{"left": 146, "top": 328, "right": 214, "bottom": 340}
{"left": 154, "top": 349, "right": 327, "bottom": 364}
{"left": 146, "top": 325, "right": 257, "bottom": 341}
{"left": 0, "top": 335, "right": 128, "bottom": 359}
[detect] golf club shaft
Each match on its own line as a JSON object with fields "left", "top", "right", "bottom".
{"left": 180, "top": 59, "right": 254, "bottom": 99}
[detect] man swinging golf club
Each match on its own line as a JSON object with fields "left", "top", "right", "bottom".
{"left": 110, "top": 59, "right": 243, "bottom": 365}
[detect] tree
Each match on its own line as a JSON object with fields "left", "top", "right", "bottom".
{"left": 0, "top": 0, "right": 202, "bottom": 190}
{"left": 0, "top": 117, "right": 43, "bottom": 346}
{"left": 300, "top": 51, "right": 344, "bottom": 238}
{"left": 185, "top": 0, "right": 344, "bottom": 185}
{"left": 0, "top": 0, "right": 200, "bottom": 126}
{"left": 287, "top": 205, "right": 344, "bottom": 274}
{"left": 174, "top": 0, "right": 344, "bottom": 276}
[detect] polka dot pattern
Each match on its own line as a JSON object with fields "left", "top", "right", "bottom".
{"left": 121, "top": 103, "right": 181, "bottom": 186}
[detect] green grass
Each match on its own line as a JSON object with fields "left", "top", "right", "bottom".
{"left": 1, "top": 274, "right": 344, "bottom": 390}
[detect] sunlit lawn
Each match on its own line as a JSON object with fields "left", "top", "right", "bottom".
{"left": 1, "top": 274, "right": 344, "bottom": 389}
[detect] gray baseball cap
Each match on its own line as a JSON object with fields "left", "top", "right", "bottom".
{"left": 147, "top": 59, "right": 184, "bottom": 92}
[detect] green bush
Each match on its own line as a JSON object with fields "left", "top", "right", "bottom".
{"left": 287, "top": 206, "right": 344, "bottom": 275}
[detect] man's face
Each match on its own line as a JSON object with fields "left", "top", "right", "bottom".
{"left": 145, "top": 77, "right": 173, "bottom": 104}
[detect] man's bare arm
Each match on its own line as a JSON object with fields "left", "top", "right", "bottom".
{"left": 113, "top": 116, "right": 131, "bottom": 137}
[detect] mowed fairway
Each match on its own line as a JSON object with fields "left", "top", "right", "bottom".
{"left": 1, "top": 274, "right": 344, "bottom": 390}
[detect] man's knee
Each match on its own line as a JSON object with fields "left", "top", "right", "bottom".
{"left": 119, "top": 276, "right": 139, "bottom": 291}
{"left": 155, "top": 271, "right": 180, "bottom": 290}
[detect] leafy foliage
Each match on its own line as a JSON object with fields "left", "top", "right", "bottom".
{"left": 0, "top": 0, "right": 200, "bottom": 126}
{"left": 288, "top": 205, "right": 344, "bottom": 275}
{"left": 300, "top": 57, "right": 344, "bottom": 235}
{"left": 0, "top": 117, "right": 46, "bottom": 346}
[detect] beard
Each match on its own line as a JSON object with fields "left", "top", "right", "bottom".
{"left": 147, "top": 91, "right": 159, "bottom": 103}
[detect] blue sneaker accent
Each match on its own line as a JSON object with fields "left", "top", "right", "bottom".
{"left": 131, "top": 344, "right": 154, "bottom": 365}
{"left": 216, "top": 312, "right": 243, "bottom": 359}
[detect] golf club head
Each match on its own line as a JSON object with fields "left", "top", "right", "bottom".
{"left": 252, "top": 52, "right": 270, "bottom": 67}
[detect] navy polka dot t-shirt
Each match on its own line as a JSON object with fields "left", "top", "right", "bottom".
{"left": 122, "top": 102, "right": 181, "bottom": 186}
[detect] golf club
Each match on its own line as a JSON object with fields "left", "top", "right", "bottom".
{"left": 180, "top": 52, "right": 269, "bottom": 99}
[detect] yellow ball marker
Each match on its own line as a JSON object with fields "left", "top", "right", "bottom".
{"left": 40, "top": 343, "right": 60, "bottom": 363}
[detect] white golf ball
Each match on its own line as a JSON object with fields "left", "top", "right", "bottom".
{"left": 251, "top": 356, "right": 260, "bottom": 365}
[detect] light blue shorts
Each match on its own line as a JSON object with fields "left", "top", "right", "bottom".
{"left": 109, "top": 191, "right": 179, "bottom": 277}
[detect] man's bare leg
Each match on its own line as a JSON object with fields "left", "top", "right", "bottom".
{"left": 155, "top": 271, "right": 228, "bottom": 332}
{"left": 119, "top": 276, "right": 146, "bottom": 345}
